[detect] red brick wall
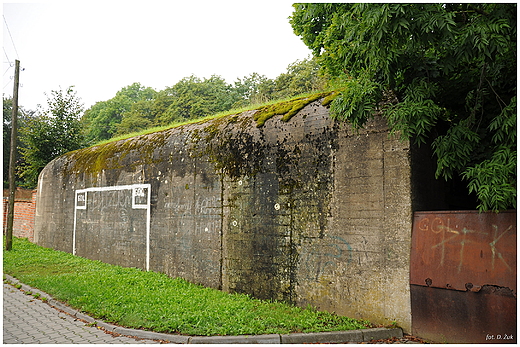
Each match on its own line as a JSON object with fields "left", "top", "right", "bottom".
{"left": 3, "top": 188, "right": 36, "bottom": 242}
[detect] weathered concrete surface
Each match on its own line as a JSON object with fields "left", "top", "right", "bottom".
{"left": 34, "top": 98, "right": 413, "bottom": 331}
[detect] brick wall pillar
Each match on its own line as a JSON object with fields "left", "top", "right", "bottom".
{"left": 2, "top": 188, "right": 37, "bottom": 242}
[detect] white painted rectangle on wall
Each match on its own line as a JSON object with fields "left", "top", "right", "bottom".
{"left": 73, "top": 184, "right": 151, "bottom": 270}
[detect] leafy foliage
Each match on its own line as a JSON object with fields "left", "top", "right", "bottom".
{"left": 271, "top": 57, "right": 329, "bottom": 100}
{"left": 291, "top": 3, "right": 516, "bottom": 211}
{"left": 81, "top": 57, "right": 327, "bottom": 145}
{"left": 328, "top": 72, "right": 381, "bottom": 129}
{"left": 81, "top": 82, "right": 157, "bottom": 143}
{"left": 3, "top": 98, "right": 33, "bottom": 187}
{"left": 232, "top": 72, "right": 275, "bottom": 107}
{"left": 19, "top": 87, "right": 86, "bottom": 187}
{"left": 463, "top": 145, "right": 516, "bottom": 212}
{"left": 157, "top": 75, "right": 236, "bottom": 125}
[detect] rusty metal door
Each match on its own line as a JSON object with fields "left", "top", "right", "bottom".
{"left": 410, "top": 210, "right": 517, "bottom": 343}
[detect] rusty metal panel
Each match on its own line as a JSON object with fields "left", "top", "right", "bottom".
{"left": 411, "top": 210, "right": 517, "bottom": 343}
{"left": 411, "top": 210, "right": 516, "bottom": 292}
{"left": 411, "top": 284, "right": 517, "bottom": 343}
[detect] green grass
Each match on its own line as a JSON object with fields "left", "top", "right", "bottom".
{"left": 4, "top": 237, "right": 369, "bottom": 336}
{"left": 92, "top": 112, "right": 229, "bottom": 147}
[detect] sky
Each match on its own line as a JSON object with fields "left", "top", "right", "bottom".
{"left": 2, "top": 0, "right": 312, "bottom": 111}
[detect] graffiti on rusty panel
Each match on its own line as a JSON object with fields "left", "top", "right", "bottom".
{"left": 419, "top": 217, "right": 514, "bottom": 273}
{"left": 490, "top": 224, "right": 513, "bottom": 272}
{"left": 410, "top": 211, "right": 516, "bottom": 292}
{"left": 421, "top": 218, "right": 511, "bottom": 274}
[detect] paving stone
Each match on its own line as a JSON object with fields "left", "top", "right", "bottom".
{"left": 61, "top": 331, "right": 80, "bottom": 337}
{"left": 69, "top": 336, "right": 89, "bottom": 343}
{"left": 38, "top": 337, "right": 58, "bottom": 343}
{"left": 46, "top": 331, "right": 64, "bottom": 338}
{"left": 53, "top": 336, "right": 72, "bottom": 343}
{"left": 3, "top": 337, "right": 20, "bottom": 344}
{"left": 31, "top": 332, "right": 48, "bottom": 339}
{"left": 3, "top": 282, "right": 160, "bottom": 344}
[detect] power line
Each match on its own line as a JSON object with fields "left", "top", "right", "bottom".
{"left": 3, "top": 47, "right": 12, "bottom": 66}
{"left": 3, "top": 80, "right": 12, "bottom": 89}
{"left": 3, "top": 46, "right": 13, "bottom": 88}
{"left": 3, "top": 15, "right": 19, "bottom": 60}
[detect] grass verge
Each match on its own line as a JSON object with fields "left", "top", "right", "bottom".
{"left": 4, "top": 237, "right": 370, "bottom": 336}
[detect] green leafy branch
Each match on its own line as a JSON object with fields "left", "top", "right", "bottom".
{"left": 463, "top": 145, "right": 516, "bottom": 212}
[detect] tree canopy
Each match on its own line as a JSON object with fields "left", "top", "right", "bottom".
{"left": 81, "top": 82, "right": 157, "bottom": 143}
{"left": 3, "top": 98, "right": 33, "bottom": 187}
{"left": 19, "top": 87, "right": 86, "bottom": 187}
{"left": 80, "top": 57, "right": 326, "bottom": 144}
{"left": 291, "top": 3, "right": 516, "bottom": 212}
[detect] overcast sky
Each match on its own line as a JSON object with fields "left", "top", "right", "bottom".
{"left": 3, "top": 1, "right": 312, "bottom": 111}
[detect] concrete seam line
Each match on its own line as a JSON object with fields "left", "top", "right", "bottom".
{"left": 3, "top": 274, "right": 403, "bottom": 344}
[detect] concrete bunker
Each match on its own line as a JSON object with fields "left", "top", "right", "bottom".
{"left": 35, "top": 95, "right": 415, "bottom": 331}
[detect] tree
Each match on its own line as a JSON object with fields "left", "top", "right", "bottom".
{"left": 82, "top": 82, "right": 156, "bottom": 143}
{"left": 158, "top": 75, "right": 237, "bottom": 124}
{"left": 291, "top": 3, "right": 516, "bottom": 212}
{"left": 232, "top": 72, "right": 274, "bottom": 108}
{"left": 19, "top": 87, "right": 86, "bottom": 187}
{"left": 115, "top": 99, "right": 155, "bottom": 135}
{"left": 271, "top": 57, "right": 328, "bottom": 100}
{"left": 231, "top": 58, "right": 329, "bottom": 109}
{"left": 3, "top": 97, "right": 33, "bottom": 187}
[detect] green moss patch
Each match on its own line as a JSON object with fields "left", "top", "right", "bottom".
{"left": 253, "top": 91, "right": 336, "bottom": 127}
{"left": 62, "top": 130, "right": 169, "bottom": 177}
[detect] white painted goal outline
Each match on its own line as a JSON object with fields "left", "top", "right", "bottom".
{"left": 73, "top": 184, "right": 151, "bottom": 270}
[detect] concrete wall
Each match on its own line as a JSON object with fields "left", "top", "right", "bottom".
{"left": 3, "top": 188, "right": 37, "bottom": 242}
{"left": 34, "top": 99, "right": 413, "bottom": 331}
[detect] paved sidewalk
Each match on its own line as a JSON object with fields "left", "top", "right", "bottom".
{"left": 3, "top": 282, "right": 160, "bottom": 344}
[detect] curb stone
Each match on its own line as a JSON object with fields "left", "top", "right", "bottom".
{"left": 189, "top": 334, "right": 281, "bottom": 344}
{"left": 3, "top": 274, "right": 403, "bottom": 344}
{"left": 363, "top": 327, "right": 404, "bottom": 341}
{"left": 281, "top": 330, "right": 364, "bottom": 344}
{"left": 113, "top": 327, "right": 191, "bottom": 344}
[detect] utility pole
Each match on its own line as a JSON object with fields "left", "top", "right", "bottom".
{"left": 6, "top": 59, "right": 20, "bottom": 251}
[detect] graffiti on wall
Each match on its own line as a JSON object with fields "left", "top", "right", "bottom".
{"left": 300, "top": 235, "right": 353, "bottom": 281}
{"left": 163, "top": 187, "right": 221, "bottom": 240}
{"left": 73, "top": 184, "right": 151, "bottom": 269}
{"left": 411, "top": 211, "right": 516, "bottom": 292}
